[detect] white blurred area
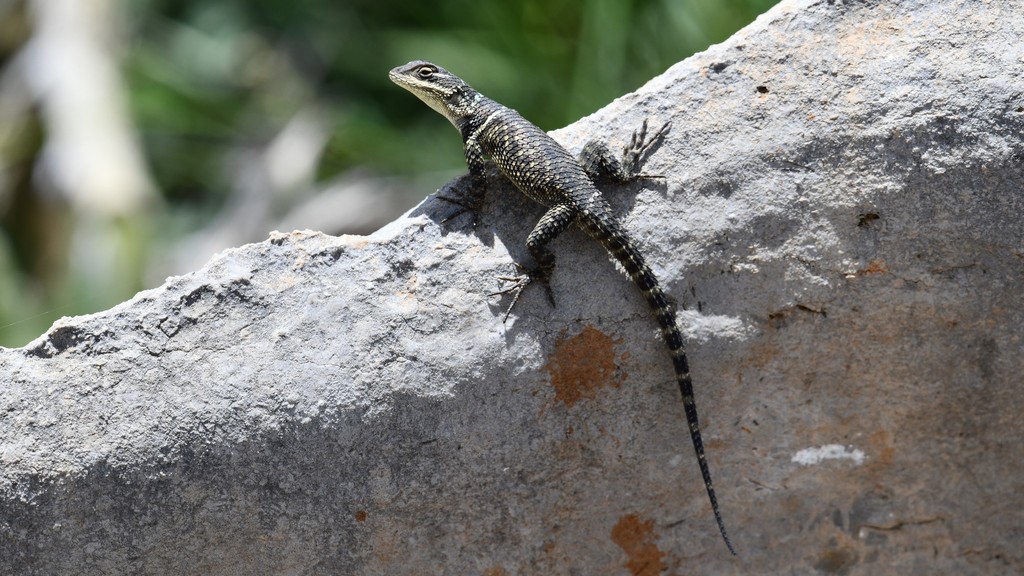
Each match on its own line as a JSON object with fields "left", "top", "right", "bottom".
{"left": 0, "top": 0, "right": 423, "bottom": 346}
{"left": 7, "top": 0, "right": 158, "bottom": 308}
{"left": 24, "top": 0, "right": 157, "bottom": 217}
{"left": 0, "top": 0, "right": 160, "bottom": 346}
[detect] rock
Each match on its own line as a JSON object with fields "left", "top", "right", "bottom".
{"left": 2, "top": 0, "right": 1023, "bottom": 573}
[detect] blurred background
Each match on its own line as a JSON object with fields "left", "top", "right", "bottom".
{"left": 0, "top": 0, "right": 777, "bottom": 348}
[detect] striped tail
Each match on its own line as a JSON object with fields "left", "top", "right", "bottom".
{"left": 584, "top": 215, "right": 737, "bottom": 556}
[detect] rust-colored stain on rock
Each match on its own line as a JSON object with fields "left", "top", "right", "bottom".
{"left": 611, "top": 513, "right": 666, "bottom": 576}
{"left": 354, "top": 510, "right": 367, "bottom": 522}
{"left": 858, "top": 259, "right": 889, "bottom": 275}
{"left": 544, "top": 325, "right": 625, "bottom": 408}
{"left": 867, "top": 429, "right": 895, "bottom": 468}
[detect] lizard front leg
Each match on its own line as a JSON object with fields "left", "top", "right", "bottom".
{"left": 492, "top": 202, "right": 577, "bottom": 322}
{"left": 437, "top": 137, "right": 491, "bottom": 226}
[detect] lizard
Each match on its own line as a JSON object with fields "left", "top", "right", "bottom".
{"left": 389, "top": 60, "right": 735, "bottom": 556}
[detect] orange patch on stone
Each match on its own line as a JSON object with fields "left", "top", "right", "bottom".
{"left": 611, "top": 513, "right": 666, "bottom": 576}
{"left": 354, "top": 510, "right": 367, "bottom": 522}
{"left": 867, "top": 429, "right": 895, "bottom": 467}
{"left": 544, "top": 325, "right": 626, "bottom": 408}
{"left": 859, "top": 259, "right": 888, "bottom": 275}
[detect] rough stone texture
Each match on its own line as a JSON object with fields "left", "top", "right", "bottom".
{"left": 2, "top": 0, "right": 1022, "bottom": 574}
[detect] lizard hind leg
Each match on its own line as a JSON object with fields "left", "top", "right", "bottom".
{"left": 491, "top": 203, "right": 577, "bottom": 322}
{"left": 579, "top": 119, "right": 671, "bottom": 184}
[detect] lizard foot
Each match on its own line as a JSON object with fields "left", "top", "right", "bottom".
{"left": 435, "top": 174, "right": 484, "bottom": 227}
{"left": 490, "top": 264, "right": 555, "bottom": 323}
{"left": 579, "top": 119, "right": 671, "bottom": 184}
{"left": 436, "top": 195, "right": 482, "bottom": 226}
{"left": 621, "top": 118, "right": 671, "bottom": 180}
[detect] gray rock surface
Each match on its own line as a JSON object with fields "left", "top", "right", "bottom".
{"left": 2, "top": 0, "right": 1023, "bottom": 573}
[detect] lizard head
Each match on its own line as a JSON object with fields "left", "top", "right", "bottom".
{"left": 389, "top": 61, "right": 479, "bottom": 127}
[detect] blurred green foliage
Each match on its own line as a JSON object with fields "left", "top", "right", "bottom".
{"left": 0, "top": 0, "right": 777, "bottom": 347}
{"left": 123, "top": 0, "right": 776, "bottom": 203}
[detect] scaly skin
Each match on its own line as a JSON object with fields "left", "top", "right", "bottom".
{"left": 390, "top": 60, "right": 735, "bottom": 555}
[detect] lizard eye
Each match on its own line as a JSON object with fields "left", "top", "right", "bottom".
{"left": 417, "top": 66, "right": 435, "bottom": 79}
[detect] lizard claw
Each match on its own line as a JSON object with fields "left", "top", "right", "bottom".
{"left": 436, "top": 174, "right": 485, "bottom": 228}
{"left": 622, "top": 119, "right": 671, "bottom": 179}
{"left": 437, "top": 195, "right": 480, "bottom": 227}
{"left": 490, "top": 264, "right": 555, "bottom": 322}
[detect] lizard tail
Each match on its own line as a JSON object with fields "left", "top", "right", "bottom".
{"left": 582, "top": 215, "right": 737, "bottom": 556}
